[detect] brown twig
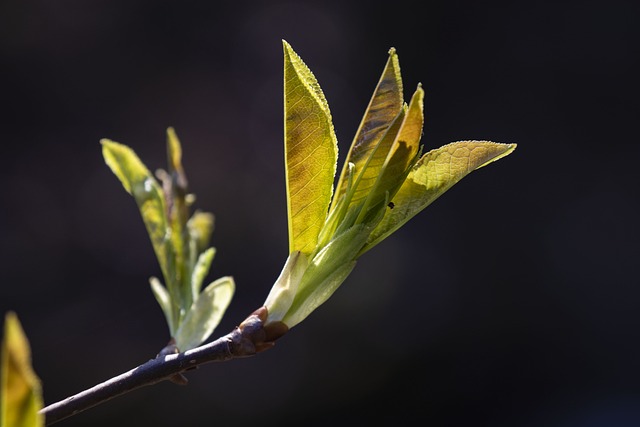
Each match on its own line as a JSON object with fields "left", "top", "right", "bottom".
{"left": 40, "top": 307, "right": 288, "bottom": 425}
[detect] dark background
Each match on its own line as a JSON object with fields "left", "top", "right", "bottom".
{"left": 2, "top": 1, "right": 639, "bottom": 426}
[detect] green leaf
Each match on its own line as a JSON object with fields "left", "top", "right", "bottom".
{"left": 363, "top": 140, "right": 517, "bottom": 253}
{"left": 283, "top": 39, "right": 338, "bottom": 256}
{"left": 358, "top": 85, "right": 424, "bottom": 222}
{"left": 282, "top": 260, "right": 356, "bottom": 328}
{"left": 190, "top": 247, "right": 216, "bottom": 300}
{"left": 263, "top": 251, "right": 309, "bottom": 324}
{"left": 174, "top": 277, "right": 235, "bottom": 351}
{"left": 149, "top": 277, "right": 175, "bottom": 335}
{"left": 166, "top": 127, "right": 187, "bottom": 190}
{"left": 283, "top": 223, "right": 371, "bottom": 327}
{"left": 332, "top": 47, "right": 404, "bottom": 211}
{"left": 187, "top": 211, "right": 214, "bottom": 254}
{"left": 101, "top": 140, "right": 173, "bottom": 283}
{"left": 163, "top": 128, "right": 193, "bottom": 311}
{"left": 1, "top": 312, "right": 43, "bottom": 427}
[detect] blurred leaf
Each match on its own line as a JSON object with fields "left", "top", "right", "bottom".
{"left": 333, "top": 48, "right": 404, "bottom": 211}
{"left": 190, "top": 247, "right": 216, "bottom": 300}
{"left": 363, "top": 141, "right": 517, "bottom": 253}
{"left": 1, "top": 312, "right": 43, "bottom": 427}
{"left": 283, "top": 40, "right": 338, "bottom": 256}
{"left": 101, "top": 140, "right": 173, "bottom": 284}
{"left": 101, "top": 139, "right": 154, "bottom": 195}
{"left": 187, "top": 211, "right": 215, "bottom": 254}
{"left": 149, "top": 277, "right": 175, "bottom": 335}
{"left": 163, "top": 129, "right": 192, "bottom": 310}
{"left": 166, "top": 127, "right": 187, "bottom": 191}
{"left": 174, "top": 277, "right": 235, "bottom": 351}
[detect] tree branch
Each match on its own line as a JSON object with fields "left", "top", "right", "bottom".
{"left": 40, "top": 307, "right": 288, "bottom": 426}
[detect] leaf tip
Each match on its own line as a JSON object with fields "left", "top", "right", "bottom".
{"left": 100, "top": 138, "right": 115, "bottom": 148}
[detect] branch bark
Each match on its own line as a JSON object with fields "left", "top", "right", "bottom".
{"left": 40, "top": 307, "right": 288, "bottom": 425}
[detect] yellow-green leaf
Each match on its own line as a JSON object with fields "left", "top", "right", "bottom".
{"left": 166, "top": 127, "right": 187, "bottom": 187}
{"left": 283, "top": 40, "right": 338, "bottom": 255}
{"left": 284, "top": 223, "right": 370, "bottom": 327}
{"left": 1, "top": 312, "right": 43, "bottom": 427}
{"left": 264, "top": 251, "right": 308, "bottom": 324}
{"left": 283, "top": 260, "right": 356, "bottom": 328}
{"left": 101, "top": 139, "right": 172, "bottom": 283}
{"left": 362, "top": 141, "right": 516, "bottom": 253}
{"left": 164, "top": 128, "right": 191, "bottom": 306}
{"left": 187, "top": 211, "right": 215, "bottom": 253}
{"left": 149, "top": 277, "right": 175, "bottom": 334}
{"left": 358, "top": 85, "right": 424, "bottom": 221}
{"left": 190, "top": 247, "right": 216, "bottom": 298}
{"left": 332, "top": 47, "right": 404, "bottom": 211}
{"left": 174, "top": 276, "right": 235, "bottom": 351}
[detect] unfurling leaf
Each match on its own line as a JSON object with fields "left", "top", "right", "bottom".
{"left": 264, "top": 41, "right": 516, "bottom": 332}
{"left": 363, "top": 141, "right": 517, "bottom": 253}
{"left": 1, "top": 312, "right": 43, "bottom": 427}
{"left": 358, "top": 85, "right": 424, "bottom": 222}
{"left": 283, "top": 224, "right": 370, "bottom": 328}
{"left": 332, "top": 47, "right": 404, "bottom": 211}
{"left": 101, "top": 139, "right": 172, "bottom": 282}
{"left": 263, "top": 251, "right": 308, "bottom": 324}
{"left": 283, "top": 39, "right": 338, "bottom": 256}
{"left": 103, "top": 130, "right": 234, "bottom": 350}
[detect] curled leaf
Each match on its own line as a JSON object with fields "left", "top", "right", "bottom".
{"left": 263, "top": 251, "right": 308, "bottom": 324}
{"left": 284, "top": 224, "right": 371, "bottom": 327}
{"left": 333, "top": 47, "right": 404, "bottom": 210}
{"left": 282, "top": 261, "right": 356, "bottom": 328}
{"left": 358, "top": 85, "right": 424, "bottom": 222}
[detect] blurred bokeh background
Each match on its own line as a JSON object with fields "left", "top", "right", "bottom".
{"left": 2, "top": 0, "right": 639, "bottom": 426}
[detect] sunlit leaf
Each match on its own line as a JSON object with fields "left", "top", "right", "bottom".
{"left": 282, "top": 261, "right": 356, "bottom": 328}
{"left": 363, "top": 141, "right": 517, "bottom": 253}
{"left": 332, "top": 47, "right": 404, "bottom": 211}
{"left": 263, "top": 251, "right": 308, "bottom": 323}
{"left": 101, "top": 140, "right": 173, "bottom": 283}
{"left": 1, "top": 312, "right": 43, "bottom": 427}
{"left": 283, "top": 39, "right": 338, "bottom": 256}
{"left": 264, "top": 45, "right": 517, "bottom": 332}
{"left": 174, "top": 277, "right": 235, "bottom": 351}
{"left": 360, "top": 85, "right": 424, "bottom": 220}
{"left": 284, "top": 223, "right": 370, "bottom": 326}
